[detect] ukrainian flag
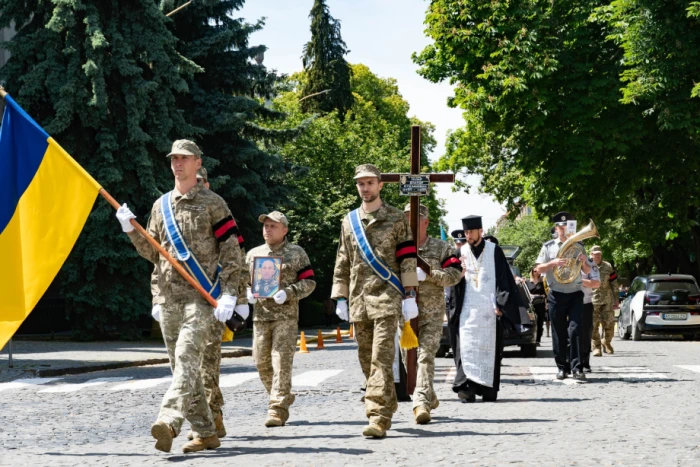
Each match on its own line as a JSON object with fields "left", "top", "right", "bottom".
{"left": 0, "top": 94, "right": 101, "bottom": 348}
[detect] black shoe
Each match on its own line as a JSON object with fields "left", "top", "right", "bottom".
{"left": 457, "top": 388, "right": 476, "bottom": 403}
{"left": 556, "top": 369, "right": 567, "bottom": 380}
{"left": 572, "top": 371, "right": 587, "bottom": 382}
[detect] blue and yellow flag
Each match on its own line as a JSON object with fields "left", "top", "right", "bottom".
{"left": 0, "top": 94, "right": 102, "bottom": 348}
{"left": 440, "top": 224, "right": 447, "bottom": 241}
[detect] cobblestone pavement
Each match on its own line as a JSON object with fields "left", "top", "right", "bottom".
{"left": 1, "top": 334, "right": 699, "bottom": 466}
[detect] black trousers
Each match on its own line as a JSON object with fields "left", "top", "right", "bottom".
{"left": 580, "top": 302, "right": 594, "bottom": 369}
{"left": 548, "top": 290, "right": 584, "bottom": 373}
{"left": 534, "top": 303, "right": 546, "bottom": 343}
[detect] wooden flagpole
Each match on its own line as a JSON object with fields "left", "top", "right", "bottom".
{"left": 0, "top": 86, "right": 219, "bottom": 310}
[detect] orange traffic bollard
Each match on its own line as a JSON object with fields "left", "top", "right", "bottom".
{"left": 335, "top": 327, "right": 343, "bottom": 343}
{"left": 349, "top": 323, "right": 354, "bottom": 339}
{"left": 317, "top": 329, "right": 325, "bottom": 349}
{"left": 299, "top": 331, "right": 310, "bottom": 353}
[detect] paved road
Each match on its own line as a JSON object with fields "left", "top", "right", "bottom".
{"left": 1, "top": 334, "right": 699, "bottom": 466}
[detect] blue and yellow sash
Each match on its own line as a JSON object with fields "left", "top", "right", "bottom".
{"left": 347, "top": 209, "right": 404, "bottom": 296}
{"left": 161, "top": 191, "right": 222, "bottom": 299}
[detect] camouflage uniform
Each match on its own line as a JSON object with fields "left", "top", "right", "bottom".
{"left": 246, "top": 237, "right": 316, "bottom": 422}
{"left": 406, "top": 236, "right": 462, "bottom": 411}
{"left": 592, "top": 260, "right": 619, "bottom": 350}
{"left": 128, "top": 180, "right": 241, "bottom": 438}
{"left": 332, "top": 202, "right": 418, "bottom": 430}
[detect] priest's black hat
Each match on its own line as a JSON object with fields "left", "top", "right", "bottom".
{"left": 483, "top": 234, "right": 499, "bottom": 246}
{"left": 451, "top": 230, "right": 466, "bottom": 243}
{"left": 552, "top": 211, "right": 574, "bottom": 226}
{"left": 461, "top": 215, "right": 482, "bottom": 230}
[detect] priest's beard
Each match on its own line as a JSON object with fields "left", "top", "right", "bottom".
{"left": 467, "top": 235, "right": 482, "bottom": 246}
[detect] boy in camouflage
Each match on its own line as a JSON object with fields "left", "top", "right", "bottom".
{"left": 245, "top": 211, "right": 316, "bottom": 427}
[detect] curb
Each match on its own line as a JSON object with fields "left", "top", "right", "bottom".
{"left": 10, "top": 348, "right": 252, "bottom": 379}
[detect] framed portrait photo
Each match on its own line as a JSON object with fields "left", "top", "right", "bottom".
{"left": 252, "top": 256, "right": 283, "bottom": 298}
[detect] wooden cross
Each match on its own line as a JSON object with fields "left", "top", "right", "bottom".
{"left": 381, "top": 125, "right": 456, "bottom": 398}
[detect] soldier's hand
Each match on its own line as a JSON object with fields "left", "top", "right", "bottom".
{"left": 234, "top": 304, "right": 250, "bottom": 320}
{"left": 335, "top": 299, "right": 349, "bottom": 321}
{"left": 151, "top": 304, "right": 162, "bottom": 322}
{"left": 273, "top": 290, "right": 288, "bottom": 304}
{"left": 116, "top": 203, "right": 136, "bottom": 233}
{"left": 246, "top": 287, "right": 257, "bottom": 304}
{"left": 417, "top": 267, "right": 427, "bottom": 282}
{"left": 214, "top": 294, "right": 237, "bottom": 323}
{"left": 402, "top": 298, "right": 419, "bottom": 321}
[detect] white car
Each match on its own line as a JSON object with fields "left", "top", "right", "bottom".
{"left": 618, "top": 274, "right": 700, "bottom": 341}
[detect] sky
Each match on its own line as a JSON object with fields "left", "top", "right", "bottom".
{"left": 237, "top": 0, "right": 506, "bottom": 231}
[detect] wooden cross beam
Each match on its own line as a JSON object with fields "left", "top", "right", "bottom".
{"left": 380, "top": 125, "right": 456, "bottom": 397}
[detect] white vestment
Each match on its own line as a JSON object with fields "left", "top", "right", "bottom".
{"left": 459, "top": 241, "right": 498, "bottom": 387}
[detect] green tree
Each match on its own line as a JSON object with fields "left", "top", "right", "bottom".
{"left": 269, "top": 64, "right": 444, "bottom": 298}
{"left": 414, "top": 0, "right": 700, "bottom": 280}
{"left": 299, "top": 0, "right": 353, "bottom": 117}
{"left": 0, "top": 0, "right": 199, "bottom": 338}
{"left": 161, "top": 0, "right": 302, "bottom": 245}
{"left": 492, "top": 215, "right": 552, "bottom": 273}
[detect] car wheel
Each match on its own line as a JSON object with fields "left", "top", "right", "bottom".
{"left": 520, "top": 344, "right": 537, "bottom": 358}
{"left": 436, "top": 345, "right": 449, "bottom": 358}
{"left": 631, "top": 312, "right": 642, "bottom": 341}
{"left": 618, "top": 315, "right": 631, "bottom": 340}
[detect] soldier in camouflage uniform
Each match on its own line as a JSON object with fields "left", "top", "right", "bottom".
{"left": 116, "top": 140, "right": 241, "bottom": 454}
{"left": 332, "top": 164, "right": 419, "bottom": 439}
{"left": 590, "top": 245, "right": 619, "bottom": 356}
{"left": 402, "top": 204, "right": 462, "bottom": 424}
{"left": 245, "top": 211, "right": 316, "bottom": 427}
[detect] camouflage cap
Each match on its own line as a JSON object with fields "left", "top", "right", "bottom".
{"left": 258, "top": 211, "right": 288, "bottom": 227}
{"left": 196, "top": 167, "right": 208, "bottom": 181}
{"left": 590, "top": 245, "right": 603, "bottom": 254}
{"left": 166, "top": 139, "right": 201, "bottom": 158}
{"left": 353, "top": 164, "right": 381, "bottom": 179}
{"left": 403, "top": 203, "right": 429, "bottom": 218}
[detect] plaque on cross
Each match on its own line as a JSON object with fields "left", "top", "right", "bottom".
{"left": 381, "top": 125, "right": 455, "bottom": 398}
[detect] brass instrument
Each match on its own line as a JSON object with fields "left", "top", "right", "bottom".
{"left": 553, "top": 219, "right": 600, "bottom": 284}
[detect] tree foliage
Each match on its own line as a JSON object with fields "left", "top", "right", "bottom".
{"left": 414, "top": 0, "right": 700, "bottom": 280}
{"left": 492, "top": 215, "right": 552, "bottom": 273}
{"left": 269, "top": 64, "right": 444, "bottom": 298}
{"left": 299, "top": 0, "right": 353, "bottom": 117}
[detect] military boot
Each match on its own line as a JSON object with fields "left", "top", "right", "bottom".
{"left": 182, "top": 435, "right": 220, "bottom": 453}
{"left": 593, "top": 347, "right": 602, "bottom": 357}
{"left": 151, "top": 421, "right": 176, "bottom": 453}
{"left": 214, "top": 412, "right": 227, "bottom": 438}
{"left": 604, "top": 343, "right": 614, "bottom": 354}
{"left": 363, "top": 418, "right": 391, "bottom": 438}
{"left": 413, "top": 406, "right": 431, "bottom": 425}
{"left": 264, "top": 411, "right": 286, "bottom": 428}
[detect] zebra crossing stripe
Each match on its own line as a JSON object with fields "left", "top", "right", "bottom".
{"left": 39, "top": 377, "right": 131, "bottom": 393}
{"left": 218, "top": 372, "right": 259, "bottom": 388}
{"left": 675, "top": 365, "right": 700, "bottom": 373}
{"left": 292, "top": 370, "right": 343, "bottom": 387}
{"left": 0, "top": 377, "right": 63, "bottom": 392}
{"left": 110, "top": 377, "right": 172, "bottom": 391}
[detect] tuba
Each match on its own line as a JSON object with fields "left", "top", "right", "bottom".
{"left": 553, "top": 219, "right": 600, "bottom": 284}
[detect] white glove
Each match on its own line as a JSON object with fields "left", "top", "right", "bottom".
{"left": 234, "top": 304, "right": 250, "bottom": 320}
{"left": 402, "top": 297, "right": 419, "bottom": 321}
{"left": 116, "top": 203, "right": 136, "bottom": 233}
{"left": 273, "top": 290, "right": 288, "bottom": 305}
{"left": 246, "top": 287, "right": 257, "bottom": 304}
{"left": 335, "top": 299, "right": 349, "bottom": 321}
{"left": 417, "top": 267, "right": 427, "bottom": 282}
{"left": 214, "top": 294, "right": 237, "bottom": 323}
{"left": 151, "top": 304, "right": 162, "bottom": 322}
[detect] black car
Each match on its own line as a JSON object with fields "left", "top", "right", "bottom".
{"left": 618, "top": 274, "right": 700, "bottom": 341}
